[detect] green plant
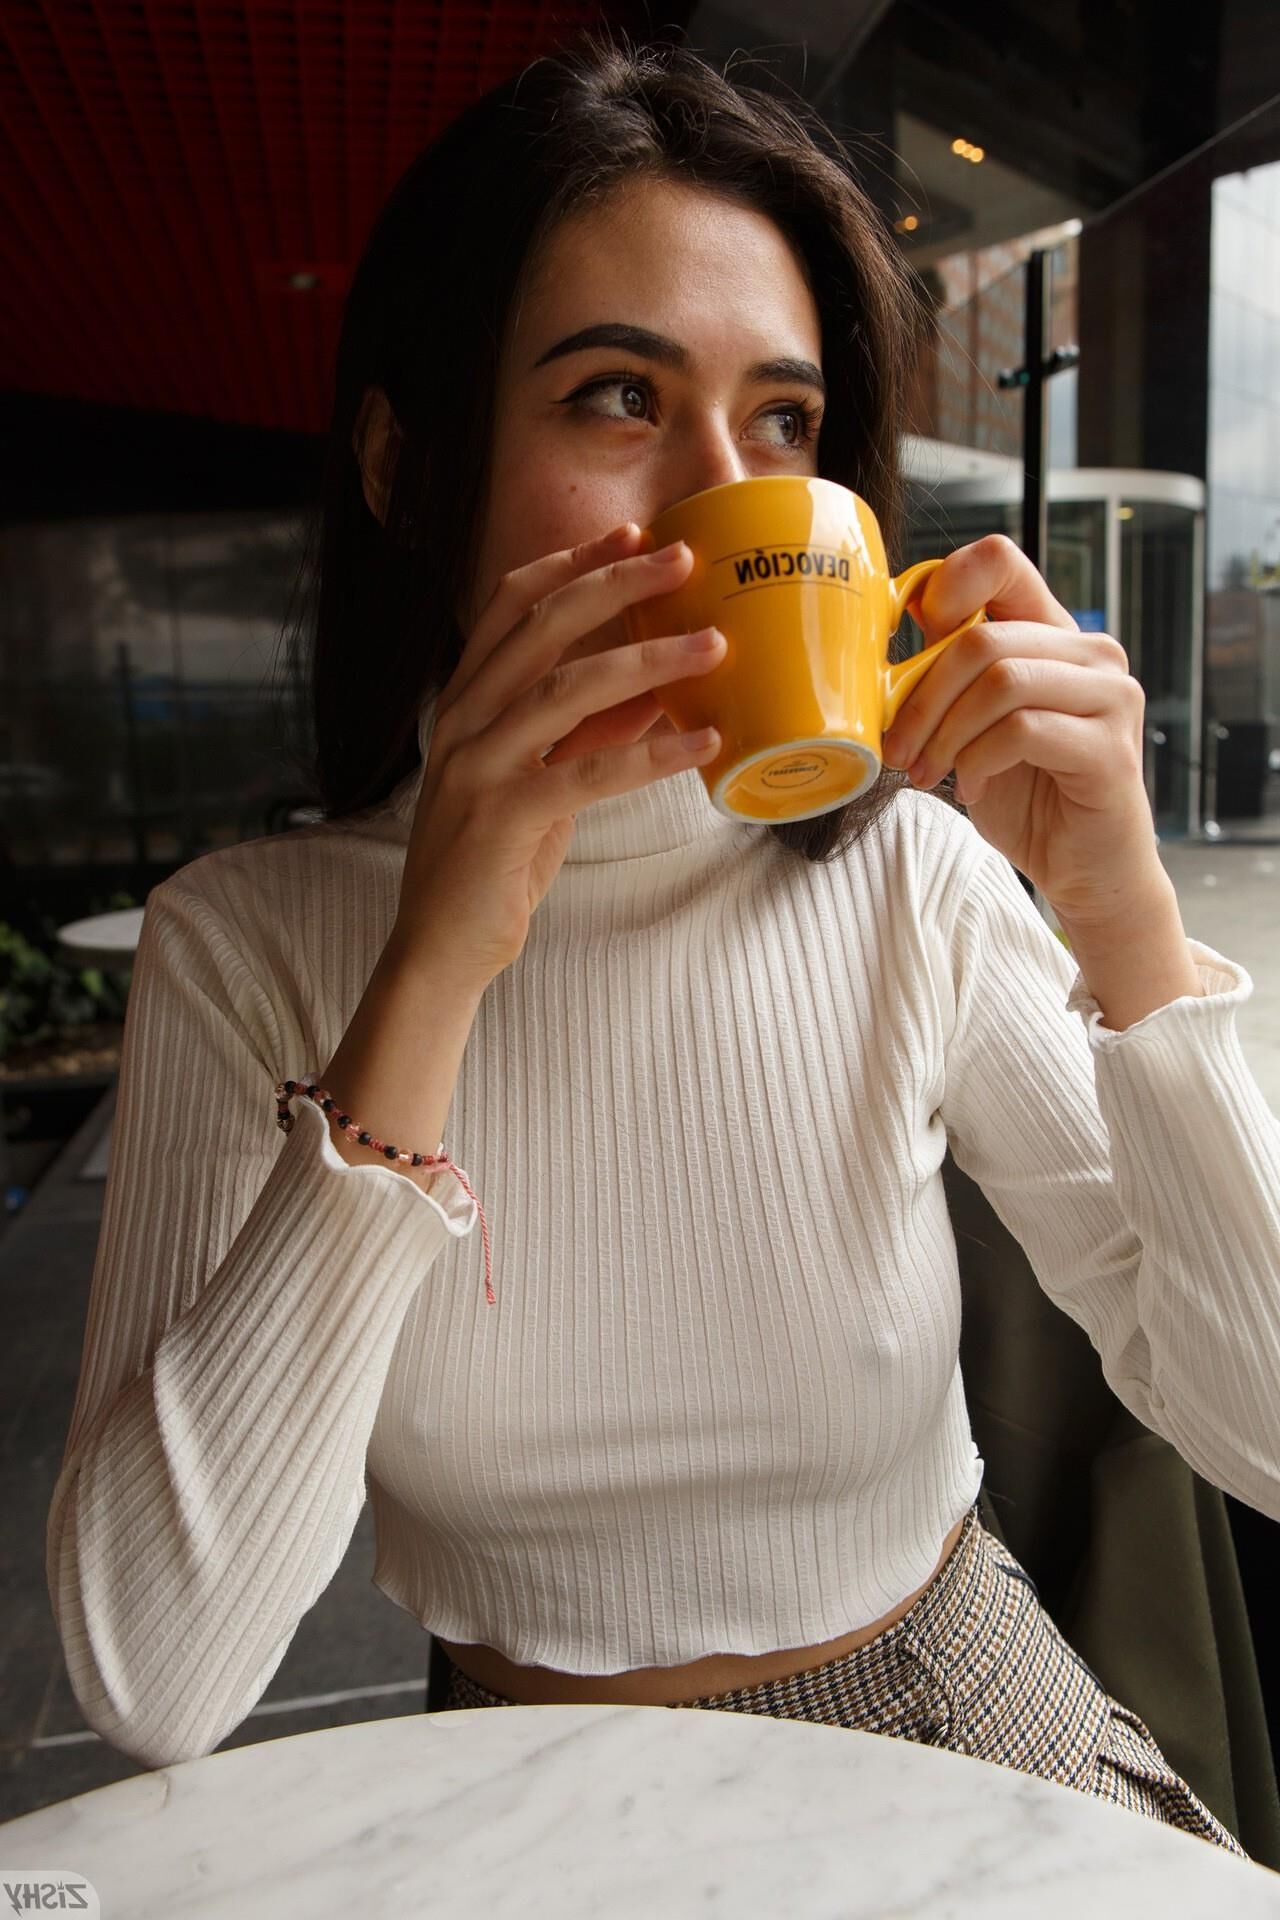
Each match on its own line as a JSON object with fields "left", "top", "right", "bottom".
{"left": 0, "top": 892, "right": 136, "bottom": 1061}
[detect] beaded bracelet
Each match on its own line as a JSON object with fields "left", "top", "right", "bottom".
{"left": 274, "top": 1073, "right": 495, "bottom": 1305}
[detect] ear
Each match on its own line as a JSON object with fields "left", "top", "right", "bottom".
{"left": 352, "top": 386, "right": 403, "bottom": 524}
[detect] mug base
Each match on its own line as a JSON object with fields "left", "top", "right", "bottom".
{"left": 711, "top": 737, "right": 880, "bottom": 824}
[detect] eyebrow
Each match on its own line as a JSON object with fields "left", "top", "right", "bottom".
{"left": 532, "top": 322, "right": 826, "bottom": 401}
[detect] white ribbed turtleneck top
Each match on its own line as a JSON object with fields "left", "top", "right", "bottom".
{"left": 47, "top": 694, "right": 1280, "bottom": 1768}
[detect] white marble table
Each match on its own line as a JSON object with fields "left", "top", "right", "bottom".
{"left": 55, "top": 907, "right": 145, "bottom": 971}
{"left": 2, "top": 1705, "right": 1277, "bottom": 1919}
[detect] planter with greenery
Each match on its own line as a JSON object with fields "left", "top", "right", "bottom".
{"left": 0, "top": 896, "right": 136, "bottom": 1082}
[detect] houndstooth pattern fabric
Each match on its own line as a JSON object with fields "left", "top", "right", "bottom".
{"left": 433, "top": 1507, "right": 1246, "bottom": 1857}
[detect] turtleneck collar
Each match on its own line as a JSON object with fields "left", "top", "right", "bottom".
{"left": 388, "top": 692, "right": 751, "bottom": 865}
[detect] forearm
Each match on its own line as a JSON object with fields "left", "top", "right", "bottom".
{"left": 944, "top": 848, "right": 1280, "bottom": 1519}
{"left": 318, "top": 935, "right": 488, "bottom": 1182}
{"left": 49, "top": 914, "right": 490, "bottom": 1767}
{"left": 1052, "top": 867, "right": 1201, "bottom": 1033}
{"left": 1060, "top": 957, "right": 1280, "bottom": 1521}
{"left": 50, "top": 1086, "right": 478, "bottom": 1768}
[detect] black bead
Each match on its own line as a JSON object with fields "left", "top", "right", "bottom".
{"left": 383, "top": 1144, "right": 397, "bottom": 1157}
{"left": 336, "top": 1114, "right": 350, "bottom": 1128}
{"left": 411, "top": 1153, "right": 424, "bottom": 1167}
{"left": 283, "top": 1080, "right": 296, "bottom": 1095}
{"left": 321, "top": 1097, "right": 334, "bottom": 1112}
{"left": 357, "top": 1131, "right": 372, "bottom": 1146}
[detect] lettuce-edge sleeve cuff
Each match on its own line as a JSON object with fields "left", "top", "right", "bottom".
{"left": 293, "top": 1086, "right": 479, "bottom": 1238}
{"left": 1065, "top": 938, "right": 1253, "bottom": 1051}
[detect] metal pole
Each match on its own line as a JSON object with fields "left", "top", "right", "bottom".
{"left": 1204, "top": 722, "right": 1227, "bottom": 839}
{"left": 1022, "top": 249, "right": 1049, "bottom": 571}
{"left": 164, "top": 516, "right": 196, "bottom": 862}
{"left": 1188, "top": 510, "right": 1206, "bottom": 836}
{"left": 116, "top": 641, "right": 148, "bottom": 875}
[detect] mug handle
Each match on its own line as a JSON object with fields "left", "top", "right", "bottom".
{"left": 881, "top": 558, "right": 989, "bottom": 731}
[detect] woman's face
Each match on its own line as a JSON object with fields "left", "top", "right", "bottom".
{"left": 459, "top": 175, "right": 827, "bottom": 677}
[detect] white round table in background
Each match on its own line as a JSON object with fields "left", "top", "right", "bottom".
{"left": 55, "top": 907, "right": 145, "bottom": 971}
{"left": 1, "top": 1705, "right": 1276, "bottom": 1919}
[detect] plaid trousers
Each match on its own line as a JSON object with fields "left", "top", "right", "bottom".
{"left": 430, "top": 1505, "right": 1246, "bottom": 1857}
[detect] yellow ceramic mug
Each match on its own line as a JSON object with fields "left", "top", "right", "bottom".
{"left": 622, "top": 475, "right": 989, "bottom": 823}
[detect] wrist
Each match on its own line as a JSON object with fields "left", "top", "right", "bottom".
{"left": 1052, "top": 867, "right": 1201, "bottom": 1031}
{"left": 381, "top": 927, "right": 491, "bottom": 1009}
{"left": 1051, "top": 861, "right": 1178, "bottom": 953}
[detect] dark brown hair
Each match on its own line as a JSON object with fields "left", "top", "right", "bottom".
{"left": 286, "top": 27, "right": 947, "bottom": 862}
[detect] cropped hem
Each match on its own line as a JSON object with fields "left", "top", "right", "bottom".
{"left": 371, "top": 1482, "right": 983, "bottom": 1676}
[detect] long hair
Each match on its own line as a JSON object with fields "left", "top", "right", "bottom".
{"left": 284, "top": 28, "right": 948, "bottom": 863}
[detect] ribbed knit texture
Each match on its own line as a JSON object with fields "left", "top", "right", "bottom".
{"left": 48, "top": 693, "right": 1280, "bottom": 1769}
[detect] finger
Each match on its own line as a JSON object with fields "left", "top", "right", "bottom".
{"left": 912, "top": 533, "right": 1080, "bottom": 643}
{"left": 540, "top": 688, "right": 666, "bottom": 765}
{"left": 476, "top": 522, "right": 646, "bottom": 654}
{"left": 447, "top": 540, "right": 696, "bottom": 742}
{"left": 533, "top": 720, "right": 723, "bottom": 825}
{"left": 953, "top": 709, "right": 1143, "bottom": 810}
{"left": 902, "top": 657, "right": 1139, "bottom": 793}
{"left": 492, "top": 623, "right": 723, "bottom": 773}
{"left": 439, "top": 522, "right": 642, "bottom": 718}
{"left": 884, "top": 622, "right": 1130, "bottom": 770}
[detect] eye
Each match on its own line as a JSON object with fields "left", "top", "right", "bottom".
{"left": 751, "top": 401, "right": 823, "bottom": 450}
{"left": 561, "top": 371, "right": 822, "bottom": 452}
{"left": 562, "top": 372, "right": 656, "bottom": 422}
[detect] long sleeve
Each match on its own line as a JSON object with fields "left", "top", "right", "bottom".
{"left": 46, "top": 871, "right": 477, "bottom": 1769}
{"left": 934, "top": 832, "right": 1280, "bottom": 1523}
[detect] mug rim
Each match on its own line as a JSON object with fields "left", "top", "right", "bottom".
{"left": 650, "top": 473, "right": 861, "bottom": 524}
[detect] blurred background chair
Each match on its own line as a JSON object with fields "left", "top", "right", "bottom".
{"left": 946, "top": 1151, "right": 1280, "bottom": 1866}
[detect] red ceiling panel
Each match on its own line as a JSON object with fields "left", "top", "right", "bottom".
{"left": 1, "top": 1, "right": 657, "bottom": 434}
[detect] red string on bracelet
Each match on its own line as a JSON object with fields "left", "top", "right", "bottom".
{"left": 274, "top": 1073, "right": 495, "bottom": 1305}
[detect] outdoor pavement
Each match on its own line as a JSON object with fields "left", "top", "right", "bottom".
{"left": 1, "top": 838, "right": 1276, "bottom": 1826}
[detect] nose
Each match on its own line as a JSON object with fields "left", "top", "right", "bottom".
{"left": 658, "top": 410, "right": 748, "bottom": 512}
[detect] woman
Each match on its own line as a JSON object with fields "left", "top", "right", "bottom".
{"left": 48, "top": 31, "right": 1278, "bottom": 1855}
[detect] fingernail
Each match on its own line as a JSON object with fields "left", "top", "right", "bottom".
{"left": 650, "top": 539, "right": 690, "bottom": 564}
{"left": 680, "top": 726, "right": 719, "bottom": 753}
{"left": 605, "top": 522, "right": 637, "bottom": 545}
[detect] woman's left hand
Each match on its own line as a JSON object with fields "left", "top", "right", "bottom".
{"left": 881, "top": 533, "right": 1161, "bottom": 928}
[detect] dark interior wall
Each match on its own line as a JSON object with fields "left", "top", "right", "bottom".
{"left": 1077, "top": 82, "right": 1280, "bottom": 480}
{"left": 1217, "top": 0, "right": 1280, "bottom": 127}
{"left": 0, "top": 391, "right": 323, "bottom": 527}
{"left": 1077, "top": 185, "right": 1213, "bottom": 479}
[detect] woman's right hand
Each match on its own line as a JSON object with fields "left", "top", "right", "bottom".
{"left": 388, "top": 522, "right": 726, "bottom": 989}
